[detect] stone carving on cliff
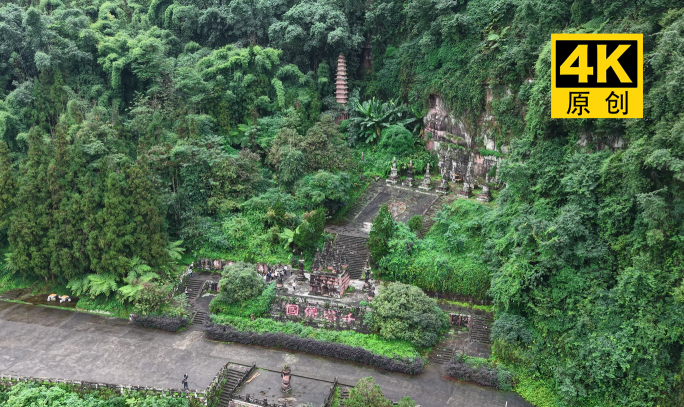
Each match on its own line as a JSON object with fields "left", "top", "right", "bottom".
{"left": 424, "top": 94, "right": 503, "bottom": 183}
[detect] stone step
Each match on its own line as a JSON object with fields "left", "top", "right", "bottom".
{"left": 191, "top": 311, "right": 207, "bottom": 326}
{"left": 339, "top": 386, "right": 351, "bottom": 407}
{"left": 469, "top": 316, "right": 493, "bottom": 344}
{"left": 333, "top": 234, "right": 370, "bottom": 280}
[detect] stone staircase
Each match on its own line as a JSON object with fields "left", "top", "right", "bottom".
{"left": 328, "top": 181, "right": 383, "bottom": 227}
{"left": 339, "top": 385, "right": 351, "bottom": 406}
{"left": 417, "top": 196, "right": 444, "bottom": 238}
{"left": 180, "top": 276, "right": 209, "bottom": 328}
{"left": 181, "top": 277, "right": 205, "bottom": 301}
{"left": 333, "top": 234, "right": 370, "bottom": 280}
{"left": 191, "top": 309, "right": 207, "bottom": 327}
{"left": 217, "top": 364, "right": 253, "bottom": 407}
{"left": 427, "top": 344, "right": 456, "bottom": 366}
{"left": 469, "top": 315, "right": 494, "bottom": 344}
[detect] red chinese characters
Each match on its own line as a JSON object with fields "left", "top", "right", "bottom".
{"left": 323, "top": 309, "right": 337, "bottom": 322}
{"left": 286, "top": 304, "right": 299, "bottom": 316}
{"left": 341, "top": 313, "right": 355, "bottom": 324}
{"left": 304, "top": 307, "right": 318, "bottom": 318}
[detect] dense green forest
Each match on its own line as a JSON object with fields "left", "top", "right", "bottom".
{"left": 0, "top": 0, "right": 683, "bottom": 406}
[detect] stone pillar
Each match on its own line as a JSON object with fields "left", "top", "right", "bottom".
{"left": 477, "top": 174, "right": 492, "bottom": 202}
{"left": 281, "top": 366, "right": 292, "bottom": 393}
{"left": 436, "top": 169, "right": 450, "bottom": 195}
{"left": 419, "top": 163, "right": 433, "bottom": 191}
{"left": 403, "top": 159, "right": 414, "bottom": 187}
{"left": 386, "top": 157, "right": 399, "bottom": 185}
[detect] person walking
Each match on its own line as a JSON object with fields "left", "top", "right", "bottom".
{"left": 182, "top": 374, "right": 189, "bottom": 391}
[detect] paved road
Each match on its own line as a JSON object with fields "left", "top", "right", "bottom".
{"left": 0, "top": 301, "right": 532, "bottom": 407}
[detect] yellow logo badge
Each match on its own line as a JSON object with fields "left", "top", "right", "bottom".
{"left": 551, "top": 34, "right": 642, "bottom": 119}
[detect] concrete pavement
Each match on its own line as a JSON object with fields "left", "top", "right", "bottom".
{"left": 0, "top": 301, "right": 532, "bottom": 407}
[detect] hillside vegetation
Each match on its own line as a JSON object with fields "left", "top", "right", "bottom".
{"left": 0, "top": 1, "right": 683, "bottom": 406}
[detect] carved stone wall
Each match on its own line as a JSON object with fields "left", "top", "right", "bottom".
{"left": 423, "top": 94, "right": 504, "bottom": 183}
{"left": 270, "top": 295, "right": 372, "bottom": 333}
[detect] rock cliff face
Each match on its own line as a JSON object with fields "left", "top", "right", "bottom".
{"left": 423, "top": 93, "right": 503, "bottom": 184}
{"left": 423, "top": 90, "right": 625, "bottom": 184}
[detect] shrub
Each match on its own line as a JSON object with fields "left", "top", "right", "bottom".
{"left": 293, "top": 209, "right": 325, "bottom": 251}
{"left": 130, "top": 314, "right": 189, "bottom": 332}
{"left": 491, "top": 313, "right": 534, "bottom": 345}
{"left": 205, "top": 321, "right": 424, "bottom": 374}
{"left": 210, "top": 282, "right": 276, "bottom": 317}
{"left": 370, "top": 282, "right": 448, "bottom": 348}
{"left": 377, "top": 125, "right": 416, "bottom": 156}
{"left": 346, "top": 377, "right": 416, "bottom": 407}
{"left": 0, "top": 382, "right": 194, "bottom": 406}
{"left": 445, "top": 353, "right": 514, "bottom": 390}
{"left": 407, "top": 215, "right": 423, "bottom": 234}
{"left": 379, "top": 200, "right": 492, "bottom": 300}
{"left": 216, "top": 261, "right": 264, "bottom": 304}
{"left": 368, "top": 205, "right": 396, "bottom": 262}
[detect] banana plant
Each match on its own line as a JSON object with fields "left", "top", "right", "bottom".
{"left": 349, "top": 98, "right": 418, "bottom": 143}
{"left": 278, "top": 228, "right": 296, "bottom": 250}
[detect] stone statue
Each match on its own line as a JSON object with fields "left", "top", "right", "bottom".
{"left": 403, "top": 159, "right": 414, "bottom": 187}
{"left": 436, "top": 169, "right": 450, "bottom": 195}
{"left": 281, "top": 365, "right": 292, "bottom": 393}
{"left": 419, "top": 163, "right": 432, "bottom": 191}
{"left": 387, "top": 156, "right": 399, "bottom": 185}
{"left": 477, "top": 174, "right": 491, "bottom": 202}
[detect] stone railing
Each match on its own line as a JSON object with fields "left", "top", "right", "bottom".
{"left": 169, "top": 266, "right": 193, "bottom": 302}
{"left": 206, "top": 362, "right": 255, "bottom": 407}
{"left": 229, "top": 393, "right": 289, "bottom": 407}
{"left": 0, "top": 374, "right": 206, "bottom": 403}
{"left": 322, "top": 378, "right": 339, "bottom": 407}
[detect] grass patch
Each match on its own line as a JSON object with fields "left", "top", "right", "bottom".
{"left": 210, "top": 314, "right": 421, "bottom": 361}
{"left": 76, "top": 296, "right": 135, "bottom": 318}
{"left": 437, "top": 298, "right": 494, "bottom": 313}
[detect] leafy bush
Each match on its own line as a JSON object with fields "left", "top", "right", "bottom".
{"left": 293, "top": 209, "right": 325, "bottom": 250}
{"left": 407, "top": 215, "right": 423, "bottom": 234}
{"left": 205, "top": 320, "right": 424, "bottom": 374}
{"left": 348, "top": 99, "right": 418, "bottom": 144}
{"left": 295, "top": 171, "right": 353, "bottom": 215}
{"left": 445, "top": 354, "right": 515, "bottom": 391}
{"left": 345, "top": 377, "right": 416, "bottom": 407}
{"left": 380, "top": 200, "right": 491, "bottom": 299}
{"left": 216, "top": 261, "right": 264, "bottom": 304}
{"left": 491, "top": 313, "right": 534, "bottom": 345}
{"left": 377, "top": 125, "right": 416, "bottom": 156}
{"left": 368, "top": 205, "right": 396, "bottom": 262}
{"left": 370, "top": 282, "right": 448, "bottom": 349}
{"left": 131, "top": 314, "right": 189, "bottom": 332}
{"left": 210, "top": 282, "right": 276, "bottom": 318}
{"left": 0, "top": 382, "right": 193, "bottom": 406}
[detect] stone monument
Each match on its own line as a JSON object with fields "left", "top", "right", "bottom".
{"left": 281, "top": 365, "right": 292, "bottom": 393}
{"left": 387, "top": 157, "right": 399, "bottom": 185}
{"left": 477, "top": 174, "right": 492, "bottom": 202}
{"left": 296, "top": 256, "right": 308, "bottom": 281}
{"left": 436, "top": 169, "right": 450, "bottom": 195}
{"left": 457, "top": 177, "right": 472, "bottom": 199}
{"left": 403, "top": 159, "right": 414, "bottom": 187}
{"left": 419, "top": 163, "right": 432, "bottom": 191}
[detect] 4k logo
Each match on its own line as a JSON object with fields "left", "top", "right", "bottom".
{"left": 551, "top": 34, "right": 642, "bottom": 118}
